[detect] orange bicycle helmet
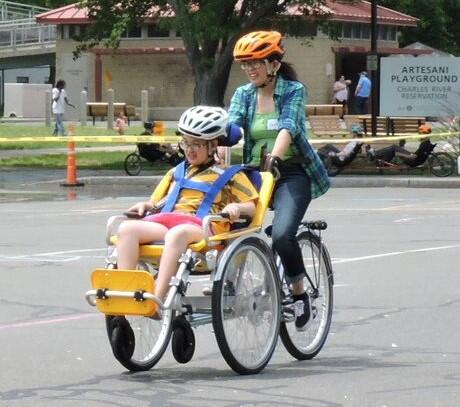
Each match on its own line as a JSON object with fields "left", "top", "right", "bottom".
{"left": 418, "top": 124, "right": 432, "bottom": 134}
{"left": 233, "top": 31, "right": 284, "bottom": 61}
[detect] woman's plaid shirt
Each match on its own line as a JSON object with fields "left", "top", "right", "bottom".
{"left": 228, "top": 76, "right": 330, "bottom": 199}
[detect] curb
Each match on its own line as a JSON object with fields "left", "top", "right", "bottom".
{"left": 78, "top": 175, "right": 460, "bottom": 189}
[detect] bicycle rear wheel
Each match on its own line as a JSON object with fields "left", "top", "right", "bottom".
{"left": 429, "top": 152, "right": 455, "bottom": 177}
{"left": 279, "top": 230, "right": 333, "bottom": 360}
{"left": 212, "top": 236, "right": 281, "bottom": 375}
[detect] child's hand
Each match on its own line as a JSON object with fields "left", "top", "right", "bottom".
{"left": 221, "top": 203, "right": 241, "bottom": 221}
{"left": 127, "top": 201, "right": 152, "bottom": 217}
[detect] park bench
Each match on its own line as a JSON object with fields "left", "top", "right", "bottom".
{"left": 306, "top": 104, "right": 344, "bottom": 117}
{"left": 86, "top": 102, "right": 137, "bottom": 125}
{"left": 360, "top": 116, "right": 426, "bottom": 136}
{"left": 390, "top": 117, "right": 426, "bottom": 135}
{"left": 308, "top": 115, "right": 349, "bottom": 145}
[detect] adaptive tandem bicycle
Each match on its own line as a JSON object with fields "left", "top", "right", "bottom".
{"left": 85, "top": 169, "right": 334, "bottom": 374}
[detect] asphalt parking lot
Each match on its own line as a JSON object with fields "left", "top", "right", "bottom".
{"left": 1, "top": 187, "right": 460, "bottom": 407}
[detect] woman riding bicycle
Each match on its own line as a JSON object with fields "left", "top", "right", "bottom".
{"left": 224, "top": 30, "right": 330, "bottom": 331}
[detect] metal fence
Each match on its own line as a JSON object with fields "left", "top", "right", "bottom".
{"left": 0, "top": 20, "right": 55, "bottom": 49}
{"left": 0, "top": 1, "right": 49, "bottom": 21}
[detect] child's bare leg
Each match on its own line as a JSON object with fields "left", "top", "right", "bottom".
{"left": 117, "top": 220, "right": 168, "bottom": 269}
{"left": 155, "top": 224, "right": 204, "bottom": 299}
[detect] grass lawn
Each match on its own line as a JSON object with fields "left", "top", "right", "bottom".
{"left": 0, "top": 147, "right": 244, "bottom": 170}
{"left": 0, "top": 124, "right": 178, "bottom": 149}
{"left": 0, "top": 151, "right": 172, "bottom": 172}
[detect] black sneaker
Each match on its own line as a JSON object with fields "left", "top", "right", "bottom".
{"left": 294, "top": 297, "right": 311, "bottom": 331}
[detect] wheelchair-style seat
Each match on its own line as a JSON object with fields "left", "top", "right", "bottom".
{"left": 111, "top": 165, "right": 275, "bottom": 264}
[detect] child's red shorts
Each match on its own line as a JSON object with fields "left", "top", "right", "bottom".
{"left": 143, "top": 212, "right": 202, "bottom": 229}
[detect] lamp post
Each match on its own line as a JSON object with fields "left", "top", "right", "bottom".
{"left": 370, "top": 0, "right": 378, "bottom": 137}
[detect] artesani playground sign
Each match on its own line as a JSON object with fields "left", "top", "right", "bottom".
{"left": 380, "top": 56, "right": 460, "bottom": 116}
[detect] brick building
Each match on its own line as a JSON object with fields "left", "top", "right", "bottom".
{"left": 36, "top": 1, "right": 422, "bottom": 120}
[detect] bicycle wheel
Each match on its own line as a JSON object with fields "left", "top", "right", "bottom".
{"left": 124, "top": 153, "right": 142, "bottom": 176}
{"left": 212, "top": 236, "right": 281, "bottom": 375}
{"left": 429, "top": 152, "right": 455, "bottom": 177}
{"left": 279, "top": 230, "right": 333, "bottom": 360}
{"left": 105, "top": 264, "right": 174, "bottom": 371}
{"left": 168, "top": 153, "right": 183, "bottom": 167}
{"left": 327, "top": 164, "right": 342, "bottom": 177}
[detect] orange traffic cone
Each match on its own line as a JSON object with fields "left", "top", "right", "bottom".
{"left": 61, "top": 124, "right": 84, "bottom": 187}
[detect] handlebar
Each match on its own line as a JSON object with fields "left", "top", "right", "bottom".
{"left": 202, "top": 213, "right": 252, "bottom": 244}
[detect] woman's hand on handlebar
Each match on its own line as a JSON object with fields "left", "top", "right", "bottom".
{"left": 263, "top": 153, "right": 281, "bottom": 179}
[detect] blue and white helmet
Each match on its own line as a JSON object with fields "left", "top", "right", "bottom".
{"left": 178, "top": 106, "right": 228, "bottom": 140}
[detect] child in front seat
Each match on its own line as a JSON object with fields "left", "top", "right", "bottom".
{"left": 116, "top": 106, "right": 259, "bottom": 301}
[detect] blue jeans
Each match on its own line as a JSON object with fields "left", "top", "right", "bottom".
{"left": 53, "top": 113, "right": 66, "bottom": 136}
{"left": 355, "top": 96, "right": 369, "bottom": 114}
{"left": 271, "top": 164, "right": 312, "bottom": 283}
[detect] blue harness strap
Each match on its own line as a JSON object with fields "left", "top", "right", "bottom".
{"left": 195, "top": 165, "right": 243, "bottom": 219}
{"left": 161, "top": 162, "right": 261, "bottom": 219}
{"left": 161, "top": 161, "right": 187, "bottom": 213}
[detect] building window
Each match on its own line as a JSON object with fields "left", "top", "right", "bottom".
{"left": 147, "top": 24, "right": 170, "bottom": 38}
{"left": 342, "top": 24, "right": 352, "bottom": 39}
{"left": 17, "top": 76, "right": 29, "bottom": 83}
{"left": 378, "top": 25, "right": 397, "bottom": 41}
{"left": 361, "top": 24, "right": 370, "bottom": 39}
{"left": 69, "top": 25, "right": 80, "bottom": 38}
{"left": 121, "top": 26, "right": 142, "bottom": 38}
{"left": 335, "top": 23, "right": 395, "bottom": 40}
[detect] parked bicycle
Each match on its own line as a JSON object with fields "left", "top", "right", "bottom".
{"left": 124, "top": 122, "right": 183, "bottom": 176}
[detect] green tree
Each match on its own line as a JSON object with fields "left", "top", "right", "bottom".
{"left": 380, "top": 0, "right": 460, "bottom": 55}
{"left": 22, "top": 0, "right": 73, "bottom": 8}
{"left": 77, "top": 0, "right": 326, "bottom": 105}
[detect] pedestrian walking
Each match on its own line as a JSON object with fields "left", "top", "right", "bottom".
{"left": 332, "top": 74, "right": 351, "bottom": 118}
{"left": 52, "top": 79, "right": 74, "bottom": 136}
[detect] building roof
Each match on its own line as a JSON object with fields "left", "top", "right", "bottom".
{"left": 36, "top": 1, "right": 418, "bottom": 27}
{"left": 403, "top": 42, "right": 453, "bottom": 57}
{"left": 323, "top": 1, "right": 418, "bottom": 27}
{"left": 332, "top": 45, "right": 433, "bottom": 56}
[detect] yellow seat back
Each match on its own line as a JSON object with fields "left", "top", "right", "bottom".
{"left": 249, "top": 171, "right": 274, "bottom": 228}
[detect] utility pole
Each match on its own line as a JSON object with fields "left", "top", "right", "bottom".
{"left": 369, "top": 0, "right": 378, "bottom": 137}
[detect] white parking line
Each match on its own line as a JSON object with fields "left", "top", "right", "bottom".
{"left": 0, "top": 313, "right": 99, "bottom": 331}
{"left": 331, "top": 244, "right": 460, "bottom": 265}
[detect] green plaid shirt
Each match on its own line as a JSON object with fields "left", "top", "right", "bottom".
{"left": 228, "top": 76, "right": 330, "bottom": 199}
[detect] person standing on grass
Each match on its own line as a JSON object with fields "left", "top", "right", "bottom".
{"left": 52, "top": 79, "right": 74, "bottom": 136}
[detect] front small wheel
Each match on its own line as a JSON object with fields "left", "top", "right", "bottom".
{"left": 429, "top": 152, "right": 455, "bottom": 177}
{"left": 212, "top": 236, "right": 281, "bottom": 375}
{"left": 124, "top": 153, "right": 142, "bottom": 176}
{"left": 105, "top": 264, "right": 174, "bottom": 371}
{"left": 171, "top": 316, "right": 195, "bottom": 364}
{"left": 279, "top": 231, "right": 333, "bottom": 360}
